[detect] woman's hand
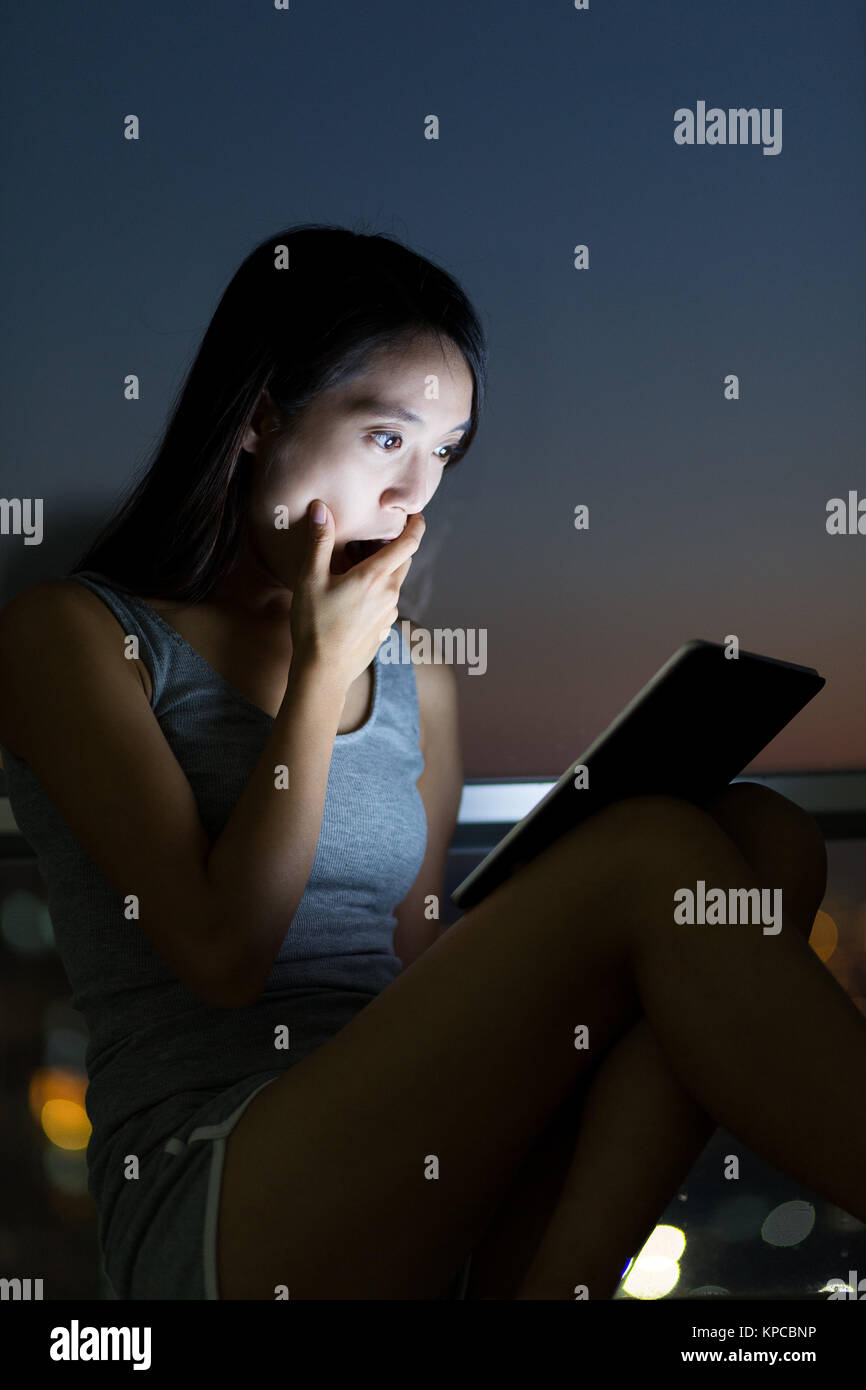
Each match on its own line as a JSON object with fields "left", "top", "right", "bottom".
{"left": 289, "top": 500, "right": 425, "bottom": 689}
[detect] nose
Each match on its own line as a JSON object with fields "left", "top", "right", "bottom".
{"left": 384, "top": 448, "right": 440, "bottom": 515}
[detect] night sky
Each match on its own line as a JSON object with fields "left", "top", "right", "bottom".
{"left": 2, "top": 0, "right": 863, "bottom": 776}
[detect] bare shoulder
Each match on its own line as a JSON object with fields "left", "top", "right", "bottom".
{"left": 0, "top": 575, "right": 132, "bottom": 660}
{"left": 0, "top": 576, "right": 105, "bottom": 628}
{"left": 0, "top": 580, "right": 86, "bottom": 663}
{"left": 0, "top": 578, "right": 145, "bottom": 756}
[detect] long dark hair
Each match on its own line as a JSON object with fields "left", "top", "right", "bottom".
{"left": 71, "top": 223, "right": 488, "bottom": 605}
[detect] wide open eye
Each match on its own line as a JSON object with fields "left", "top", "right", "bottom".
{"left": 369, "top": 432, "right": 458, "bottom": 465}
{"left": 370, "top": 431, "right": 402, "bottom": 452}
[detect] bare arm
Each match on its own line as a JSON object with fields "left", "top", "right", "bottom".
{"left": 0, "top": 512, "right": 420, "bottom": 1009}
{"left": 204, "top": 655, "right": 348, "bottom": 1004}
{"left": 0, "top": 582, "right": 349, "bottom": 1009}
{"left": 392, "top": 654, "right": 463, "bottom": 969}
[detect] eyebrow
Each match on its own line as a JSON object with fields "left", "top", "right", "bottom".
{"left": 346, "top": 395, "right": 470, "bottom": 435}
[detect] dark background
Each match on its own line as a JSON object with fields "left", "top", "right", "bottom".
{"left": 2, "top": 0, "right": 864, "bottom": 776}
{"left": 1, "top": 0, "right": 864, "bottom": 1305}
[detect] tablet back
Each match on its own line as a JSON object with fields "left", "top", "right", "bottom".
{"left": 451, "top": 640, "right": 825, "bottom": 910}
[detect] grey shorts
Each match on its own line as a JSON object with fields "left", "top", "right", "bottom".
{"left": 100, "top": 1072, "right": 473, "bottom": 1300}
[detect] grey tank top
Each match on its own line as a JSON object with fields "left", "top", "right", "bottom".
{"left": 1, "top": 570, "right": 427, "bottom": 1202}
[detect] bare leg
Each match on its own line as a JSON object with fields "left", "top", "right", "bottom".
{"left": 510, "top": 787, "right": 851, "bottom": 1300}
{"left": 516, "top": 792, "right": 866, "bottom": 1299}
{"left": 471, "top": 786, "right": 826, "bottom": 1301}
{"left": 627, "top": 821, "right": 866, "bottom": 1222}
{"left": 516, "top": 1015, "right": 715, "bottom": 1299}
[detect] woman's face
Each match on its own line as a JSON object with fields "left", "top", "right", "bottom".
{"left": 241, "top": 333, "right": 474, "bottom": 593}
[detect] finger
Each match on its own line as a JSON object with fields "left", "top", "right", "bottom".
{"left": 357, "top": 513, "right": 425, "bottom": 576}
{"left": 303, "top": 499, "right": 336, "bottom": 583}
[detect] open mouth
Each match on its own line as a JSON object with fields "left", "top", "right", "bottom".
{"left": 331, "top": 537, "right": 393, "bottom": 575}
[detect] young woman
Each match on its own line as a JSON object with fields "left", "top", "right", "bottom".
{"left": 0, "top": 224, "right": 863, "bottom": 1301}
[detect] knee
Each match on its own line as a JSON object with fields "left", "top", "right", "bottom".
{"left": 581, "top": 788, "right": 828, "bottom": 922}
{"left": 566, "top": 794, "right": 751, "bottom": 942}
{"left": 704, "top": 782, "right": 828, "bottom": 925}
{"left": 591, "top": 792, "right": 725, "bottom": 839}
{"left": 583, "top": 793, "right": 743, "bottom": 870}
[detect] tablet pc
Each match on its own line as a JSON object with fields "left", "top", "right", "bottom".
{"left": 450, "top": 640, "right": 825, "bottom": 911}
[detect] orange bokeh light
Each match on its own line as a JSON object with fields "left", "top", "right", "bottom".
{"left": 808, "top": 909, "right": 839, "bottom": 962}
{"left": 28, "top": 1067, "right": 91, "bottom": 1150}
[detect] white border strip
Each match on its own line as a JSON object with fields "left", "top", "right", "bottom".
{"left": 455, "top": 773, "right": 866, "bottom": 824}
